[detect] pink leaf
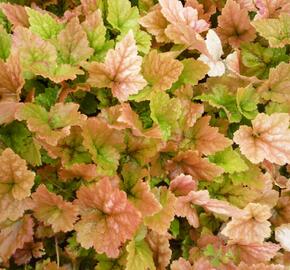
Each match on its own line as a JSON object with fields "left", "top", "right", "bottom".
{"left": 75, "top": 177, "right": 141, "bottom": 257}
{"left": 233, "top": 113, "right": 290, "bottom": 165}
{"left": 86, "top": 31, "right": 147, "bottom": 102}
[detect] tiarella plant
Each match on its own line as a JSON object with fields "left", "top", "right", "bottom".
{"left": 0, "top": 0, "right": 290, "bottom": 269}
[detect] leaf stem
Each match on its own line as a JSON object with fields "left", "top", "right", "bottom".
{"left": 55, "top": 236, "right": 60, "bottom": 267}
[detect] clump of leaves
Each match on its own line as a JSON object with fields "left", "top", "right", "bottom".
{"left": 0, "top": 0, "right": 290, "bottom": 269}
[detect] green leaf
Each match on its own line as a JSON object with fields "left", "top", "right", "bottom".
{"left": 241, "top": 43, "right": 289, "bottom": 79}
{"left": 135, "top": 30, "right": 151, "bottom": 54}
{"left": 265, "top": 102, "right": 290, "bottom": 114}
{"left": 252, "top": 14, "right": 290, "bottom": 48}
{"left": 196, "top": 86, "right": 242, "bottom": 123}
{"left": 178, "top": 58, "right": 209, "bottom": 86}
{"left": 91, "top": 40, "right": 114, "bottom": 61}
{"left": 230, "top": 160, "right": 264, "bottom": 189}
{"left": 126, "top": 239, "right": 156, "bottom": 270}
{"left": 0, "top": 121, "right": 41, "bottom": 166}
{"left": 150, "top": 92, "right": 181, "bottom": 140}
{"left": 0, "top": 24, "right": 11, "bottom": 60}
{"left": 209, "top": 147, "right": 248, "bottom": 174}
{"left": 204, "top": 244, "right": 215, "bottom": 257}
{"left": 35, "top": 87, "right": 59, "bottom": 110}
{"left": 131, "top": 100, "right": 153, "bottom": 129}
{"left": 26, "top": 7, "right": 64, "bottom": 40}
{"left": 107, "top": 0, "right": 140, "bottom": 34}
{"left": 170, "top": 218, "right": 180, "bottom": 238}
{"left": 236, "top": 85, "right": 259, "bottom": 119}
{"left": 82, "top": 10, "right": 106, "bottom": 52}
{"left": 56, "top": 17, "right": 93, "bottom": 65}
{"left": 82, "top": 118, "right": 124, "bottom": 175}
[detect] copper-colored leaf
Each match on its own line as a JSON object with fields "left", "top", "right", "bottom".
{"left": 169, "top": 173, "right": 197, "bottom": 196}
{"left": 0, "top": 195, "right": 33, "bottom": 223}
{"left": 16, "top": 102, "right": 86, "bottom": 146}
{"left": 81, "top": 117, "right": 125, "bottom": 175}
{"left": 183, "top": 116, "right": 232, "bottom": 155}
{"left": 171, "top": 258, "right": 192, "bottom": 270}
{"left": 0, "top": 53, "right": 24, "bottom": 102}
{"left": 117, "top": 103, "right": 162, "bottom": 138}
{"left": 258, "top": 62, "right": 290, "bottom": 103}
{"left": 57, "top": 17, "right": 93, "bottom": 65}
{"left": 166, "top": 150, "right": 224, "bottom": 181}
{"left": 75, "top": 177, "right": 141, "bottom": 257}
{"left": 58, "top": 163, "right": 98, "bottom": 181}
{"left": 13, "top": 241, "right": 44, "bottom": 265}
{"left": 0, "top": 215, "right": 34, "bottom": 262}
{"left": 146, "top": 230, "right": 172, "bottom": 270}
{"left": 0, "top": 148, "right": 35, "bottom": 200}
{"left": 139, "top": 4, "right": 170, "bottom": 43}
{"left": 142, "top": 50, "right": 183, "bottom": 91}
{"left": 32, "top": 185, "right": 78, "bottom": 233}
{"left": 233, "top": 113, "right": 290, "bottom": 165}
{"left": 128, "top": 180, "right": 162, "bottom": 217}
{"left": 86, "top": 31, "right": 147, "bottom": 102}
{"left": 216, "top": 0, "right": 256, "bottom": 47}
{"left": 144, "top": 187, "right": 176, "bottom": 235}
{"left": 229, "top": 241, "right": 281, "bottom": 265}
{"left": 0, "top": 101, "right": 23, "bottom": 125}
{"left": 0, "top": 3, "right": 29, "bottom": 28}
{"left": 237, "top": 262, "right": 284, "bottom": 270}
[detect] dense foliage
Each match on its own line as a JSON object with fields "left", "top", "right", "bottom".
{"left": 0, "top": 0, "right": 290, "bottom": 269}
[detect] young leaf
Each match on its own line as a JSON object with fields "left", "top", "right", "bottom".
{"left": 139, "top": 5, "right": 170, "bottom": 43}
{"left": 0, "top": 25, "right": 11, "bottom": 60}
{"left": 134, "top": 30, "right": 152, "bottom": 54}
{"left": 12, "top": 26, "right": 57, "bottom": 75}
{"left": 57, "top": 17, "right": 93, "bottom": 65}
{"left": 81, "top": 117, "right": 125, "bottom": 175}
{"left": 196, "top": 86, "right": 242, "bottom": 123}
{"left": 258, "top": 62, "right": 290, "bottom": 103}
{"left": 144, "top": 187, "right": 176, "bottom": 235}
{"left": 107, "top": 0, "right": 140, "bottom": 33}
{"left": 209, "top": 147, "right": 248, "bottom": 174}
{"left": 252, "top": 14, "right": 290, "bottom": 48}
{"left": 0, "top": 121, "right": 41, "bottom": 166}
{"left": 0, "top": 3, "right": 29, "bottom": 29}
{"left": 240, "top": 43, "right": 289, "bottom": 79}
{"left": 236, "top": 85, "right": 259, "bottom": 119}
{"left": 178, "top": 58, "right": 208, "bottom": 86}
{"left": 126, "top": 239, "right": 156, "bottom": 270}
{"left": 16, "top": 103, "right": 86, "bottom": 146}
{"left": 146, "top": 230, "right": 172, "bottom": 270}
{"left": 82, "top": 10, "right": 106, "bottom": 53}
{"left": 150, "top": 92, "right": 181, "bottom": 140}
{"left": 126, "top": 180, "right": 162, "bottom": 217}
{"left": 221, "top": 203, "right": 271, "bottom": 244}
{"left": 198, "top": 29, "right": 225, "bottom": 77}
{"left": 25, "top": 7, "right": 64, "bottom": 40}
